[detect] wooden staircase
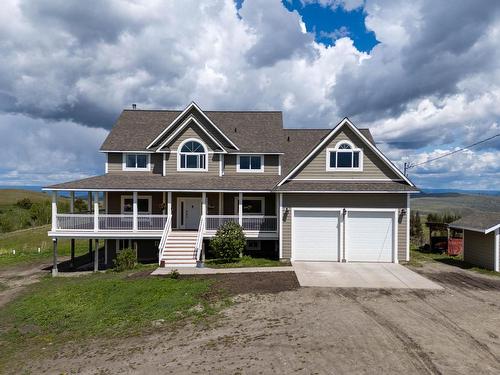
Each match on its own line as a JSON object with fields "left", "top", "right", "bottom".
{"left": 159, "top": 230, "right": 198, "bottom": 267}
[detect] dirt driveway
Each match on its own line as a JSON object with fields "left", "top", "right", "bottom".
{"left": 18, "top": 262, "right": 500, "bottom": 374}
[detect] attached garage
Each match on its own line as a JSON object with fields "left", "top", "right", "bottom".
{"left": 291, "top": 208, "right": 397, "bottom": 263}
{"left": 292, "top": 210, "right": 340, "bottom": 261}
{"left": 346, "top": 211, "right": 396, "bottom": 262}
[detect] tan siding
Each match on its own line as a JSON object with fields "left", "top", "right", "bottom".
{"left": 281, "top": 193, "right": 406, "bottom": 260}
{"left": 167, "top": 124, "right": 220, "bottom": 151}
{"left": 463, "top": 230, "right": 496, "bottom": 270}
{"left": 224, "top": 155, "right": 280, "bottom": 175}
{"left": 151, "top": 154, "right": 163, "bottom": 175}
{"left": 293, "top": 127, "right": 400, "bottom": 180}
{"left": 107, "top": 153, "right": 122, "bottom": 173}
{"left": 165, "top": 152, "right": 220, "bottom": 176}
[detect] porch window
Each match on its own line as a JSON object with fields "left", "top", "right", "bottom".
{"left": 123, "top": 153, "right": 149, "bottom": 171}
{"left": 237, "top": 155, "right": 264, "bottom": 172}
{"left": 327, "top": 142, "right": 362, "bottom": 171}
{"left": 121, "top": 196, "right": 152, "bottom": 214}
{"left": 178, "top": 140, "right": 207, "bottom": 171}
{"left": 234, "top": 197, "right": 265, "bottom": 215}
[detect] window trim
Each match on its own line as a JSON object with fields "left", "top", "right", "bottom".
{"left": 236, "top": 154, "right": 264, "bottom": 173}
{"left": 120, "top": 195, "right": 152, "bottom": 214}
{"left": 326, "top": 141, "right": 363, "bottom": 172}
{"left": 122, "top": 153, "right": 151, "bottom": 171}
{"left": 233, "top": 196, "right": 265, "bottom": 215}
{"left": 177, "top": 138, "right": 208, "bottom": 172}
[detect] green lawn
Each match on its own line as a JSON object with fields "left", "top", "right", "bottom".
{"left": 0, "top": 225, "right": 88, "bottom": 268}
{"left": 0, "top": 270, "right": 219, "bottom": 371}
{"left": 408, "top": 248, "right": 499, "bottom": 277}
{"left": 205, "top": 255, "right": 289, "bottom": 268}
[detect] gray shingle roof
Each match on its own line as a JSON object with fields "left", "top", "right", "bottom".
{"left": 46, "top": 173, "right": 281, "bottom": 191}
{"left": 45, "top": 173, "right": 417, "bottom": 193}
{"left": 99, "top": 110, "right": 376, "bottom": 177}
{"left": 275, "top": 181, "right": 419, "bottom": 192}
{"left": 449, "top": 213, "right": 500, "bottom": 233}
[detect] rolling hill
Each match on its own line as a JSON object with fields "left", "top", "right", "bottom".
{"left": 411, "top": 193, "right": 500, "bottom": 216}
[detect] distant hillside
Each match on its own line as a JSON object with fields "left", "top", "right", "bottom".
{"left": 411, "top": 193, "right": 500, "bottom": 216}
{"left": 0, "top": 189, "right": 52, "bottom": 208}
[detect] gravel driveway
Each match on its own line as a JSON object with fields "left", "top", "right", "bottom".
{"left": 19, "top": 262, "right": 500, "bottom": 374}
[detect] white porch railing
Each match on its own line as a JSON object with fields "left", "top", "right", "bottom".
{"left": 195, "top": 215, "right": 206, "bottom": 262}
{"left": 205, "top": 215, "right": 239, "bottom": 231}
{"left": 158, "top": 215, "right": 172, "bottom": 264}
{"left": 242, "top": 216, "right": 278, "bottom": 232}
{"left": 56, "top": 214, "right": 94, "bottom": 230}
{"left": 98, "top": 214, "right": 133, "bottom": 231}
{"left": 205, "top": 215, "right": 277, "bottom": 232}
{"left": 55, "top": 213, "right": 169, "bottom": 232}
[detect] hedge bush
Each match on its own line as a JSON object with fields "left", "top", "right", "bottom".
{"left": 209, "top": 221, "right": 246, "bottom": 262}
{"left": 113, "top": 248, "right": 137, "bottom": 271}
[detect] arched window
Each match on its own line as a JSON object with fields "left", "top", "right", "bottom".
{"left": 178, "top": 139, "right": 207, "bottom": 170}
{"left": 327, "top": 141, "right": 362, "bottom": 171}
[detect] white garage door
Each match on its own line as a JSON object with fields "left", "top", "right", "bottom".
{"left": 293, "top": 210, "right": 340, "bottom": 261}
{"left": 347, "top": 211, "right": 394, "bottom": 262}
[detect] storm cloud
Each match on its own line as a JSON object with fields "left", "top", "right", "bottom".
{"left": 0, "top": 0, "right": 498, "bottom": 189}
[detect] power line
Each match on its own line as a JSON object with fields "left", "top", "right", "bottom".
{"left": 404, "top": 133, "right": 500, "bottom": 175}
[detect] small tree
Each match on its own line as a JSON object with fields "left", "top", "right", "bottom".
{"left": 410, "top": 211, "right": 424, "bottom": 247}
{"left": 209, "top": 221, "right": 246, "bottom": 262}
{"left": 114, "top": 248, "right": 137, "bottom": 271}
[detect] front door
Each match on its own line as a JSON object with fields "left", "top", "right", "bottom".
{"left": 179, "top": 198, "right": 202, "bottom": 229}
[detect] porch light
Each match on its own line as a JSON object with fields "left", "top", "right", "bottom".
{"left": 400, "top": 208, "right": 407, "bottom": 215}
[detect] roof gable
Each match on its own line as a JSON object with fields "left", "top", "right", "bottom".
{"left": 147, "top": 102, "right": 239, "bottom": 151}
{"left": 277, "top": 118, "right": 415, "bottom": 187}
{"left": 156, "top": 116, "right": 225, "bottom": 152}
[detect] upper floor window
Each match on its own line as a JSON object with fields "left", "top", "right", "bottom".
{"left": 237, "top": 155, "right": 264, "bottom": 173}
{"left": 178, "top": 139, "right": 207, "bottom": 171}
{"left": 326, "top": 141, "right": 362, "bottom": 171}
{"left": 123, "top": 153, "right": 150, "bottom": 171}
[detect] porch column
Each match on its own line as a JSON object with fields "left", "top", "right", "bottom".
{"left": 87, "top": 191, "right": 92, "bottom": 212}
{"left": 202, "top": 192, "right": 207, "bottom": 217}
{"left": 51, "top": 238, "right": 58, "bottom": 276}
{"left": 238, "top": 192, "right": 243, "bottom": 226}
{"left": 70, "top": 239, "right": 75, "bottom": 268}
{"left": 132, "top": 191, "right": 138, "bottom": 231}
{"left": 93, "top": 192, "right": 99, "bottom": 232}
{"left": 218, "top": 192, "right": 223, "bottom": 215}
{"left": 94, "top": 239, "right": 99, "bottom": 272}
{"left": 51, "top": 191, "right": 57, "bottom": 231}
{"left": 104, "top": 239, "right": 108, "bottom": 266}
{"left": 162, "top": 192, "right": 166, "bottom": 214}
{"left": 70, "top": 191, "right": 75, "bottom": 213}
{"left": 167, "top": 192, "right": 172, "bottom": 216}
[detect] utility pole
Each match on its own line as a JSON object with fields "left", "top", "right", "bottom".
{"left": 403, "top": 162, "right": 408, "bottom": 176}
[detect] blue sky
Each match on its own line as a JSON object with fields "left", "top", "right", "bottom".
{"left": 282, "top": 0, "right": 378, "bottom": 52}
{"left": 0, "top": 0, "right": 498, "bottom": 190}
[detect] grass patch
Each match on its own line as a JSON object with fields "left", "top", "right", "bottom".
{"left": 0, "top": 270, "right": 220, "bottom": 371}
{"left": 408, "top": 248, "right": 500, "bottom": 277}
{"left": 0, "top": 225, "right": 88, "bottom": 268}
{"left": 205, "top": 255, "right": 289, "bottom": 268}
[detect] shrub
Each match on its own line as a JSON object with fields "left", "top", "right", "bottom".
{"left": 15, "top": 198, "right": 33, "bottom": 210}
{"left": 169, "top": 269, "right": 180, "bottom": 279}
{"left": 29, "top": 201, "right": 52, "bottom": 226}
{"left": 209, "top": 221, "right": 245, "bottom": 262}
{"left": 113, "top": 248, "right": 137, "bottom": 271}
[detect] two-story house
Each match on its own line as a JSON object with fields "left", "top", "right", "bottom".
{"left": 44, "top": 102, "right": 418, "bottom": 272}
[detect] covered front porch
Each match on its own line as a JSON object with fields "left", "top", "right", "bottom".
{"left": 49, "top": 190, "right": 279, "bottom": 237}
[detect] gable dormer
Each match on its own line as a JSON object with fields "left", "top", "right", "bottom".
{"left": 278, "top": 118, "right": 414, "bottom": 186}
{"left": 147, "top": 102, "right": 239, "bottom": 152}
